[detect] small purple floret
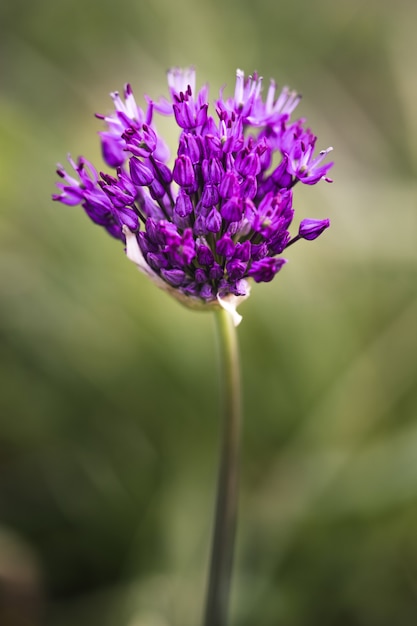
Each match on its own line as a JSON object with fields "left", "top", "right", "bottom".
{"left": 299, "top": 218, "right": 330, "bottom": 241}
{"left": 53, "top": 68, "right": 333, "bottom": 305}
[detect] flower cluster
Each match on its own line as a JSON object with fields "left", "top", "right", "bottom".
{"left": 53, "top": 68, "right": 332, "bottom": 323}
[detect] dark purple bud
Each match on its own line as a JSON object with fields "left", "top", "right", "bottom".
{"left": 206, "top": 207, "right": 222, "bottom": 233}
{"left": 175, "top": 189, "right": 194, "bottom": 217}
{"left": 178, "top": 133, "right": 201, "bottom": 163}
{"left": 152, "top": 159, "right": 173, "bottom": 184}
{"left": 117, "top": 207, "right": 139, "bottom": 231}
{"left": 173, "top": 102, "right": 196, "bottom": 129}
{"left": 182, "top": 281, "right": 199, "bottom": 298}
{"left": 251, "top": 242, "right": 268, "bottom": 260}
{"left": 197, "top": 244, "right": 214, "bottom": 266}
{"left": 205, "top": 133, "right": 222, "bottom": 155}
{"left": 235, "top": 151, "right": 260, "bottom": 177}
{"left": 226, "top": 258, "right": 246, "bottom": 280}
{"left": 202, "top": 158, "right": 223, "bottom": 184}
{"left": 219, "top": 171, "right": 240, "bottom": 199}
{"left": 149, "top": 179, "right": 166, "bottom": 199}
{"left": 209, "top": 263, "right": 224, "bottom": 280}
{"left": 240, "top": 175, "right": 257, "bottom": 199}
{"left": 200, "top": 282, "right": 214, "bottom": 300}
{"left": 201, "top": 184, "right": 219, "bottom": 208}
{"left": 298, "top": 218, "right": 330, "bottom": 240}
{"left": 83, "top": 189, "right": 112, "bottom": 212}
{"left": 138, "top": 230, "right": 157, "bottom": 254}
{"left": 193, "top": 211, "right": 209, "bottom": 236}
{"left": 195, "top": 268, "right": 208, "bottom": 283}
{"left": 233, "top": 240, "right": 251, "bottom": 262}
{"left": 145, "top": 218, "right": 160, "bottom": 244}
{"left": 216, "top": 234, "right": 235, "bottom": 258}
{"left": 248, "top": 257, "right": 287, "bottom": 283}
{"left": 160, "top": 268, "right": 186, "bottom": 286}
{"left": 173, "top": 155, "right": 195, "bottom": 187}
{"left": 221, "top": 198, "right": 243, "bottom": 223}
{"left": 269, "top": 231, "right": 290, "bottom": 254}
{"left": 147, "top": 252, "right": 169, "bottom": 270}
{"left": 129, "top": 157, "right": 154, "bottom": 186}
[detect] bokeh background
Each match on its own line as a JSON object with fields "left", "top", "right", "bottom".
{"left": 1, "top": 0, "right": 417, "bottom": 624}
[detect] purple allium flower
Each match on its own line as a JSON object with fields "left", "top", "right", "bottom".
{"left": 53, "top": 68, "right": 333, "bottom": 325}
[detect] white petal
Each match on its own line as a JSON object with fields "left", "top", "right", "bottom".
{"left": 217, "top": 283, "right": 251, "bottom": 327}
{"left": 123, "top": 226, "right": 152, "bottom": 274}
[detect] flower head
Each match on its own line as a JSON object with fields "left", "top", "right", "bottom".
{"left": 53, "top": 68, "right": 332, "bottom": 325}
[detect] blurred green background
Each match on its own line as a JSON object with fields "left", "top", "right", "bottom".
{"left": 1, "top": 0, "right": 417, "bottom": 624}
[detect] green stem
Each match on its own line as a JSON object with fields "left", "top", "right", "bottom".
{"left": 203, "top": 307, "right": 241, "bottom": 626}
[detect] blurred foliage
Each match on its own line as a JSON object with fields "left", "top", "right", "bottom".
{"left": 1, "top": 0, "right": 417, "bottom": 624}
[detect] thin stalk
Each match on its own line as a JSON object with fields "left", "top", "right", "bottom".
{"left": 203, "top": 307, "right": 241, "bottom": 626}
